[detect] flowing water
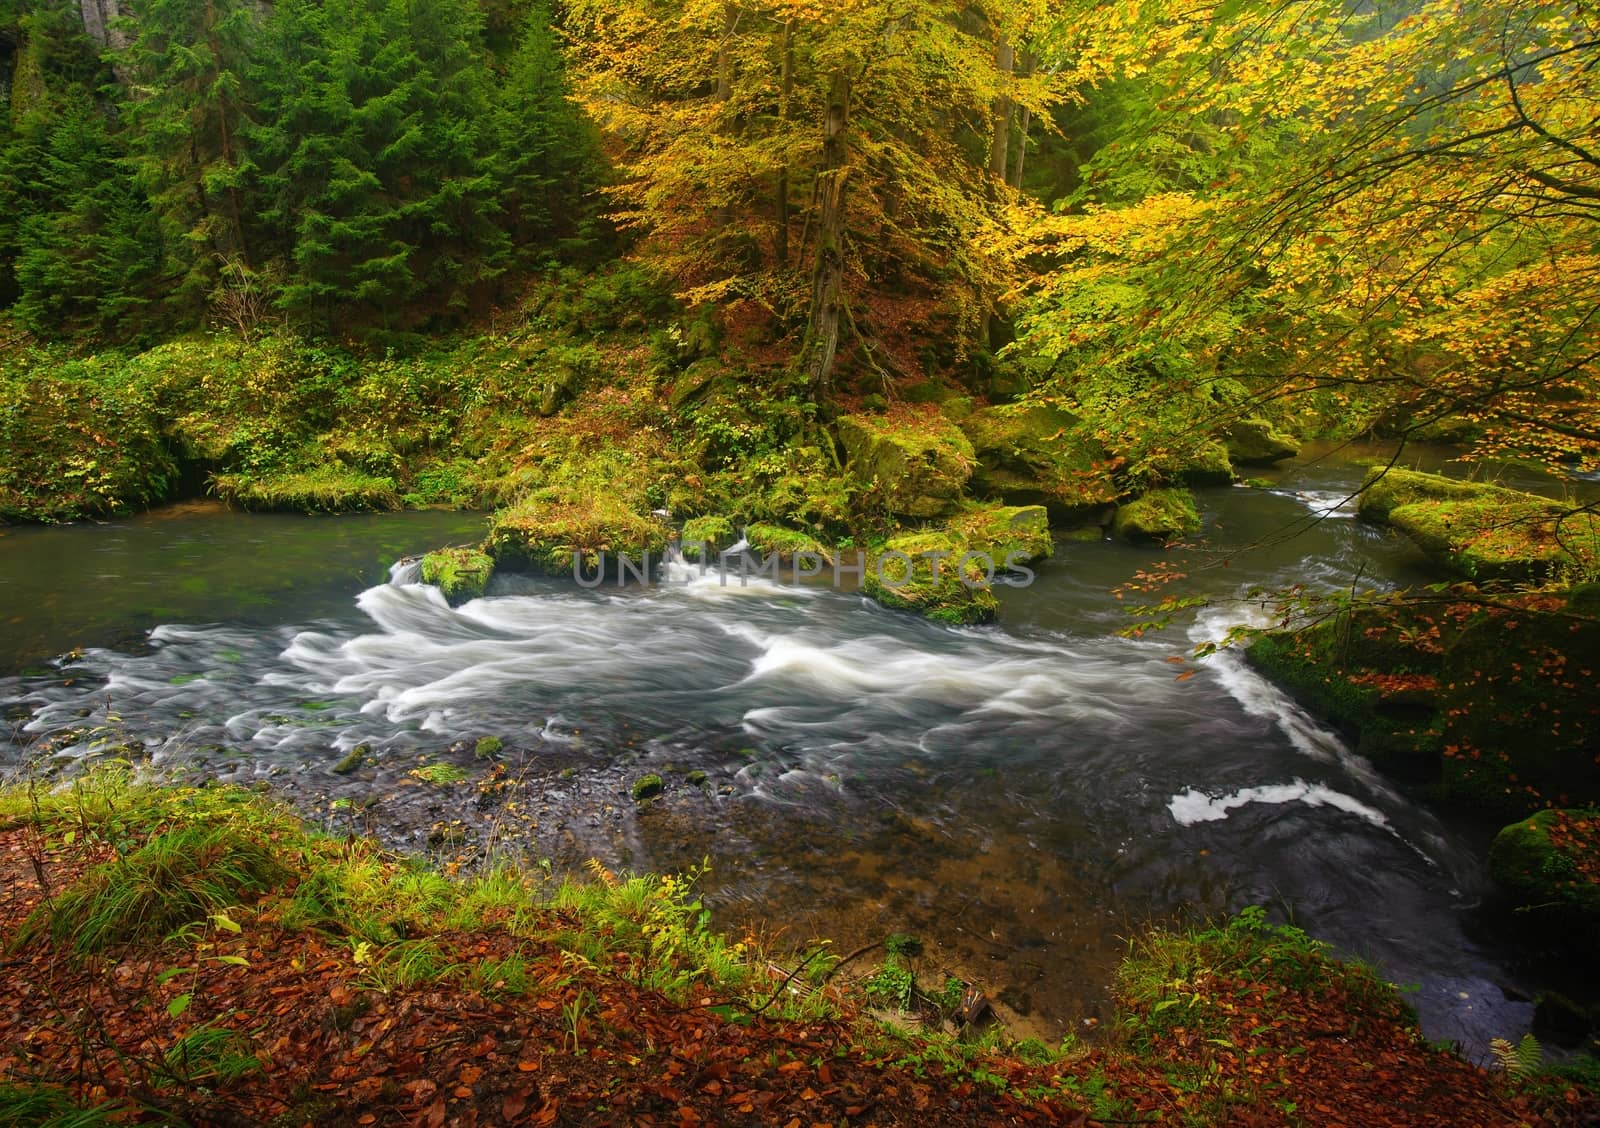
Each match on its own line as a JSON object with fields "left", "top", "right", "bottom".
{"left": 2, "top": 452, "right": 1592, "bottom": 1054}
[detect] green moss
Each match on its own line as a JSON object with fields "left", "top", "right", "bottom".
{"left": 631, "top": 774, "right": 664, "bottom": 802}
{"left": 1489, "top": 809, "right": 1600, "bottom": 929}
{"left": 1356, "top": 468, "right": 1599, "bottom": 581}
{"left": 1148, "top": 440, "right": 1235, "bottom": 487}
{"left": 1111, "top": 488, "right": 1201, "bottom": 545}
{"left": 421, "top": 547, "right": 495, "bottom": 604}
{"left": 332, "top": 744, "right": 371, "bottom": 775}
{"left": 945, "top": 503, "right": 1053, "bottom": 565}
{"left": 409, "top": 762, "right": 469, "bottom": 786}
{"left": 680, "top": 515, "right": 736, "bottom": 562}
{"left": 685, "top": 770, "right": 708, "bottom": 786}
{"left": 863, "top": 530, "right": 1000, "bottom": 626}
{"left": 487, "top": 484, "right": 670, "bottom": 576}
{"left": 836, "top": 409, "right": 974, "bottom": 518}
{"left": 1224, "top": 419, "right": 1298, "bottom": 466}
{"left": 474, "top": 736, "right": 503, "bottom": 761}
{"left": 744, "top": 522, "right": 826, "bottom": 559}
{"left": 214, "top": 465, "right": 401, "bottom": 514}
{"left": 959, "top": 403, "right": 1116, "bottom": 518}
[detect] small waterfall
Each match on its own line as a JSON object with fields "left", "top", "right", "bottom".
{"left": 389, "top": 557, "right": 423, "bottom": 586}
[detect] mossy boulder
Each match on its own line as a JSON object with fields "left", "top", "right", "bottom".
{"left": 864, "top": 530, "right": 1000, "bottom": 626}
{"left": 945, "top": 503, "right": 1053, "bottom": 566}
{"left": 487, "top": 485, "right": 670, "bottom": 577}
{"left": 631, "top": 774, "right": 664, "bottom": 802}
{"left": 745, "top": 523, "right": 827, "bottom": 561}
{"left": 1112, "top": 488, "right": 1201, "bottom": 545}
{"left": 1357, "top": 468, "right": 1600, "bottom": 582}
{"left": 861, "top": 503, "right": 1049, "bottom": 624}
{"left": 1489, "top": 809, "right": 1600, "bottom": 930}
{"left": 680, "top": 515, "right": 736, "bottom": 562}
{"left": 1225, "top": 419, "right": 1299, "bottom": 466}
{"left": 836, "top": 410, "right": 974, "bottom": 518}
{"left": 1248, "top": 597, "right": 1600, "bottom": 815}
{"left": 1148, "top": 440, "right": 1235, "bottom": 487}
{"left": 421, "top": 547, "right": 495, "bottom": 605}
{"left": 959, "top": 404, "right": 1117, "bottom": 519}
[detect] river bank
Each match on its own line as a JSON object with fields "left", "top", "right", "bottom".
{"left": 2, "top": 769, "right": 1591, "bottom": 1127}
{"left": 2, "top": 463, "right": 1593, "bottom": 1059}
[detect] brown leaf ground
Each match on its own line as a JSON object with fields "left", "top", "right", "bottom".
{"left": 0, "top": 823, "right": 1592, "bottom": 1128}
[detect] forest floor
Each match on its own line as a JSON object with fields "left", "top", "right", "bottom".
{"left": 0, "top": 775, "right": 1593, "bottom": 1127}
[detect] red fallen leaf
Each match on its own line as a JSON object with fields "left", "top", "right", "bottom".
{"left": 534, "top": 1100, "right": 559, "bottom": 1126}
{"left": 425, "top": 1098, "right": 446, "bottom": 1128}
{"left": 502, "top": 1090, "right": 527, "bottom": 1119}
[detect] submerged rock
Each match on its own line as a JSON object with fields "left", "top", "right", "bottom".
{"left": 1112, "top": 488, "right": 1201, "bottom": 545}
{"left": 1357, "top": 468, "right": 1600, "bottom": 581}
{"left": 421, "top": 547, "right": 495, "bottom": 605}
{"left": 836, "top": 410, "right": 974, "bottom": 518}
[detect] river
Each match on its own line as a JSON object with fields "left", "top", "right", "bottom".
{"left": 2, "top": 446, "right": 1589, "bottom": 1055}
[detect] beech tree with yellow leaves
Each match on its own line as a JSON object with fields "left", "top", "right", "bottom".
{"left": 1010, "top": 0, "right": 1600, "bottom": 479}
{"left": 564, "top": 0, "right": 1083, "bottom": 396}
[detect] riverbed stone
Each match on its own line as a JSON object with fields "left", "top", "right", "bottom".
{"left": 836, "top": 410, "right": 974, "bottom": 518}
{"left": 945, "top": 503, "right": 1053, "bottom": 566}
{"left": 959, "top": 404, "right": 1117, "bottom": 520}
{"left": 421, "top": 547, "right": 494, "bottom": 604}
{"left": 1225, "top": 418, "right": 1299, "bottom": 466}
{"left": 487, "top": 484, "right": 671, "bottom": 576}
{"left": 1488, "top": 809, "right": 1600, "bottom": 931}
{"left": 1112, "top": 488, "right": 1201, "bottom": 545}
{"left": 1357, "top": 468, "right": 1600, "bottom": 581}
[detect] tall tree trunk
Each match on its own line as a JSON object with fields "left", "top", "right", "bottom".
{"left": 204, "top": 0, "right": 252, "bottom": 267}
{"left": 715, "top": 4, "right": 736, "bottom": 101}
{"left": 1009, "top": 50, "right": 1031, "bottom": 189}
{"left": 775, "top": 20, "right": 794, "bottom": 267}
{"left": 803, "top": 70, "right": 851, "bottom": 400}
{"left": 988, "top": 36, "right": 1013, "bottom": 179}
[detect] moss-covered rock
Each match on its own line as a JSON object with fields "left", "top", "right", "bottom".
{"left": 631, "top": 774, "right": 664, "bottom": 802}
{"left": 945, "top": 503, "right": 1053, "bottom": 565}
{"left": 421, "top": 547, "right": 495, "bottom": 605}
{"left": 214, "top": 466, "right": 401, "bottom": 513}
{"left": 863, "top": 530, "right": 1000, "bottom": 625}
{"left": 1248, "top": 596, "right": 1600, "bottom": 816}
{"left": 745, "top": 522, "right": 827, "bottom": 560}
{"left": 1357, "top": 468, "right": 1599, "bottom": 582}
{"left": 1112, "top": 488, "right": 1201, "bottom": 545}
{"left": 1225, "top": 419, "right": 1299, "bottom": 466}
{"left": 486, "top": 485, "right": 670, "bottom": 577}
{"left": 678, "top": 515, "right": 736, "bottom": 562}
{"left": 860, "top": 503, "right": 1050, "bottom": 624}
{"left": 1148, "top": 440, "right": 1236, "bottom": 487}
{"left": 1489, "top": 809, "right": 1600, "bottom": 930}
{"left": 959, "top": 403, "right": 1117, "bottom": 519}
{"left": 836, "top": 410, "right": 974, "bottom": 518}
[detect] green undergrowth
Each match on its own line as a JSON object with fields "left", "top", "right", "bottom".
{"left": 1, "top": 766, "right": 790, "bottom": 1011}
{"left": 1247, "top": 591, "right": 1600, "bottom": 816}
{"left": 2, "top": 769, "right": 1588, "bottom": 1124}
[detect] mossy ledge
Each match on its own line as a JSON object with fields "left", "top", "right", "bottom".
{"left": 0, "top": 769, "right": 1585, "bottom": 1126}
{"left": 1357, "top": 467, "right": 1600, "bottom": 581}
